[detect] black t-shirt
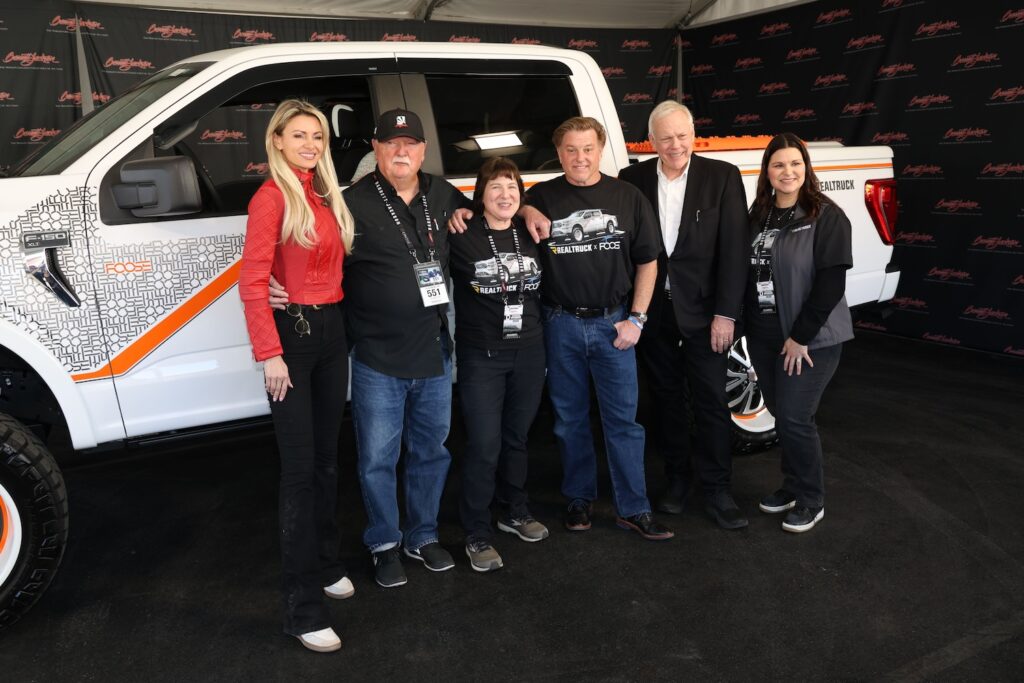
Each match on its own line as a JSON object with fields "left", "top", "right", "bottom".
{"left": 448, "top": 215, "right": 542, "bottom": 349}
{"left": 343, "top": 170, "right": 468, "bottom": 378}
{"left": 527, "top": 174, "right": 660, "bottom": 309}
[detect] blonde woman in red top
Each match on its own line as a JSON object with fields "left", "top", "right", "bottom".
{"left": 239, "top": 99, "right": 355, "bottom": 653}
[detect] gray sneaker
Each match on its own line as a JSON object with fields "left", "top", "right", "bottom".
{"left": 497, "top": 514, "right": 550, "bottom": 542}
{"left": 465, "top": 541, "right": 503, "bottom": 572}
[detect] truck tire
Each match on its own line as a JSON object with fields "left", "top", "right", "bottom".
{"left": 725, "top": 337, "right": 779, "bottom": 454}
{"left": 0, "top": 413, "right": 68, "bottom": 628}
{"left": 572, "top": 225, "right": 584, "bottom": 242}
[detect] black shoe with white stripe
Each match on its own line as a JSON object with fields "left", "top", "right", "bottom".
{"left": 782, "top": 505, "right": 824, "bottom": 533}
{"left": 759, "top": 489, "right": 797, "bottom": 514}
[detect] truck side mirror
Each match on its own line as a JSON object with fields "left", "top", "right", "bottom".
{"left": 112, "top": 156, "right": 202, "bottom": 217}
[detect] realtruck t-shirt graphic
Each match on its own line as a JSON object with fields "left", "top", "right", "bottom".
{"left": 548, "top": 208, "right": 625, "bottom": 253}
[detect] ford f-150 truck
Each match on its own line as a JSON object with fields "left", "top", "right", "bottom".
{"left": 0, "top": 42, "right": 899, "bottom": 625}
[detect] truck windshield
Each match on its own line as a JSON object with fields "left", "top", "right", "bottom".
{"left": 11, "top": 62, "right": 211, "bottom": 178}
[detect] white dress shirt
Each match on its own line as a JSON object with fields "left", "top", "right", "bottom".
{"left": 656, "top": 161, "right": 688, "bottom": 291}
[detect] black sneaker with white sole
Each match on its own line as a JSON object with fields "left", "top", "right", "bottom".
{"left": 403, "top": 542, "right": 455, "bottom": 571}
{"left": 759, "top": 489, "right": 797, "bottom": 514}
{"left": 782, "top": 505, "right": 824, "bottom": 533}
{"left": 372, "top": 547, "right": 407, "bottom": 588}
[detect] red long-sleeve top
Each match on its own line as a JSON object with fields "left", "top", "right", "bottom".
{"left": 239, "top": 168, "right": 345, "bottom": 361}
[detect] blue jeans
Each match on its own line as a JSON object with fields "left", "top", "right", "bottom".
{"left": 351, "top": 352, "right": 452, "bottom": 551}
{"left": 543, "top": 305, "right": 650, "bottom": 517}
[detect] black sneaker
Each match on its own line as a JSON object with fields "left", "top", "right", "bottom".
{"left": 782, "top": 505, "right": 824, "bottom": 533}
{"left": 372, "top": 547, "right": 407, "bottom": 588}
{"left": 616, "top": 512, "right": 674, "bottom": 541}
{"left": 403, "top": 542, "right": 455, "bottom": 572}
{"left": 759, "top": 489, "right": 797, "bottom": 514}
{"left": 565, "top": 499, "right": 592, "bottom": 531}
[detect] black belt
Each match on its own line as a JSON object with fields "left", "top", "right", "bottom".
{"left": 284, "top": 302, "right": 339, "bottom": 315}
{"left": 544, "top": 303, "right": 620, "bottom": 319}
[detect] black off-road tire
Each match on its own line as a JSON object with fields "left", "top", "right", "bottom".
{"left": 0, "top": 413, "right": 68, "bottom": 628}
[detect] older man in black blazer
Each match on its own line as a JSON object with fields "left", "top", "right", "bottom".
{"left": 618, "top": 101, "right": 749, "bottom": 529}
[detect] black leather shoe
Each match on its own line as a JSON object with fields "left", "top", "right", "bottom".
{"left": 705, "top": 492, "right": 749, "bottom": 530}
{"left": 616, "top": 512, "right": 674, "bottom": 541}
{"left": 565, "top": 499, "right": 592, "bottom": 531}
{"left": 655, "top": 480, "right": 687, "bottom": 515}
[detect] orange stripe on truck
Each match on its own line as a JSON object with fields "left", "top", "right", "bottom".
{"left": 71, "top": 260, "right": 243, "bottom": 382}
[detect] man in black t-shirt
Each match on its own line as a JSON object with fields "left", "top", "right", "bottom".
{"left": 529, "top": 117, "right": 673, "bottom": 541}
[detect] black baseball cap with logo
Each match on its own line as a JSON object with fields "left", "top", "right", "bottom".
{"left": 373, "top": 108, "right": 426, "bottom": 142}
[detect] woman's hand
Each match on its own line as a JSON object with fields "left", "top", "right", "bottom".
{"left": 263, "top": 355, "right": 293, "bottom": 401}
{"left": 780, "top": 337, "right": 813, "bottom": 376}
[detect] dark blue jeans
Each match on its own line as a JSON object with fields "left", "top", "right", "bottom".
{"left": 269, "top": 304, "right": 348, "bottom": 636}
{"left": 747, "top": 336, "right": 842, "bottom": 509}
{"left": 542, "top": 305, "right": 651, "bottom": 518}
{"left": 351, "top": 350, "right": 452, "bottom": 552}
{"left": 457, "top": 342, "right": 546, "bottom": 542}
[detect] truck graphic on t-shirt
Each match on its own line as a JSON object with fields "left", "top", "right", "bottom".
{"left": 473, "top": 253, "right": 541, "bottom": 287}
{"left": 549, "top": 209, "right": 622, "bottom": 245}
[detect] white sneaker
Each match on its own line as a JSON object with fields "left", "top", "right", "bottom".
{"left": 296, "top": 627, "right": 341, "bottom": 653}
{"left": 323, "top": 576, "right": 355, "bottom": 599}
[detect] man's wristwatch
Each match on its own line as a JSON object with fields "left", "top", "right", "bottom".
{"left": 628, "top": 311, "right": 648, "bottom": 330}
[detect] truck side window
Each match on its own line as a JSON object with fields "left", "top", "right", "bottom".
{"left": 425, "top": 75, "right": 579, "bottom": 176}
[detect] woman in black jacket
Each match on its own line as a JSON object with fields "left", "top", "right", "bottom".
{"left": 744, "top": 133, "right": 853, "bottom": 533}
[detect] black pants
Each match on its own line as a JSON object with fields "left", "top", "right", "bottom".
{"left": 269, "top": 303, "right": 348, "bottom": 636}
{"left": 636, "top": 291, "right": 733, "bottom": 495}
{"left": 747, "top": 334, "right": 841, "bottom": 509}
{"left": 457, "top": 342, "right": 546, "bottom": 542}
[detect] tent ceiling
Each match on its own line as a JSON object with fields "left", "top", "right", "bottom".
{"left": 75, "top": 0, "right": 811, "bottom": 29}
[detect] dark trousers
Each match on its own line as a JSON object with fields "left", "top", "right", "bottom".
{"left": 269, "top": 303, "right": 348, "bottom": 636}
{"left": 747, "top": 335, "right": 841, "bottom": 509}
{"left": 636, "top": 291, "right": 733, "bottom": 496}
{"left": 457, "top": 342, "right": 546, "bottom": 542}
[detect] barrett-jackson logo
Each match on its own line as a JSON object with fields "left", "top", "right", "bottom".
{"left": 878, "top": 63, "right": 916, "bottom": 78}
{"left": 944, "top": 127, "right": 990, "bottom": 141}
{"left": 511, "top": 37, "right": 541, "bottom": 45}
{"left": 1014, "top": 275, "right": 1024, "bottom": 286}
{"left": 962, "top": 305, "right": 1011, "bottom": 321}
{"left": 972, "top": 235, "right": 1022, "bottom": 250}
{"left": 673, "top": 36, "right": 693, "bottom": 49}
{"left": 991, "top": 86, "right": 1024, "bottom": 102}
{"left": 980, "top": 162, "right": 1024, "bottom": 176}
{"left": 568, "top": 38, "right": 598, "bottom": 49}
{"left": 786, "top": 47, "right": 818, "bottom": 61}
{"left": 690, "top": 64, "right": 714, "bottom": 75}
{"left": 896, "top": 231, "right": 936, "bottom": 244}
{"left": 872, "top": 131, "right": 909, "bottom": 144}
{"left": 902, "top": 164, "right": 943, "bottom": 177}
{"left": 842, "top": 102, "right": 876, "bottom": 115}
{"left": 200, "top": 129, "right": 246, "bottom": 142}
{"left": 711, "top": 32, "right": 739, "bottom": 46}
{"left": 449, "top": 35, "right": 481, "bottom": 43}
{"left": 310, "top": 31, "right": 348, "bottom": 42}
{"left": 855, "top": 321, "right": 887, "bottom": 332}
{"left": 0, "top": 92, "right": 13, "bottom": 101}
{"left": 244, "top": 162, "right": 269, "bottom": 175}
{"left": 381, "top": 33, "right": 417, "bottom": 41}
{"left": 759, "top": 82, "right": 789, "bottom": 94}
{"left": 934, "top": 199, "right": 980, "bottom": 213}
{"left": 1000, "top": 9, "right": 1024, "bottom": 24}
{"left": 622, "top": 93, "right": 653, "bottom": 104}
{"left": 847, "top": 34, "right": 884, "bottom": 49}
{"left": 927, "top": 267, "right": 971, "bottom": 281}
{"left": 951, "top": 52, "right": 999, "bottom": 69}
{"left": 233, "top": 29, "right": 275, "bottom": 43}
{"left": 816, "top": 8, "right": 852, "bottom": 24}
{"left": 104, "top": 57, "right": 154, "bottom": 72}
{"left": 648, "top": 65, "right": 672, "bottom": 76}
{"left": 146, "top": 24, "right": 195, "bottom": 39}
{"left": 14, "top": 127, "right": 60, "bottom": 141}
{"left": 892, "top": 296, "right": 927, "bottom": 310}
{"left": 50, "top": 15, "right": 104, "bottom": 31}
{"left": 814, "top": 73, "right": 848, "bottom": 87}
{"left": 784, "top": 108, "right": 817, "bottom": 120}
{"left": 760, "top": 22, "right": 791, "bottom": 36}
{"left": 735, "top": 56, "right": 763, "bottom": 69}
{"left": 908, "top": 94, "right": 952, "bottom": 108}
{"left": 916, "top": 20, "right": 960, "bottom": 37}
{"left": 58, "top": 90, "right": 111, "bottom": 105}
{"left": 621, "top": 39, "right": 651, "bottom": 50}
{"left": 712, "top": 88, "right": 738, "bottom": 100}
{"left": 734, "top": 113, "right": 761, "bottom": 125}
{"left": 1005, "top": 346, "right": 1024, "bottom": 356}
{"left": 923, "top": 333, "right": 960, "bottom": 345}
{"left": 601, "top": 67, "right": 626, "bottom": 78}
{"left": 694, "top": 116, "right": 713, "bottom": 127}
{"left": 3, "top": 51, "right": 59, "bottom": 67}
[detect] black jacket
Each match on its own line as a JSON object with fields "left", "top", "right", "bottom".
{"left": 618, "top": 154, "right": 748, "bottom": 337}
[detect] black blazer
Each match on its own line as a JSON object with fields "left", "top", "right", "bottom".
{"left": 618, "top": 154, "right": 749, "bottom": 338}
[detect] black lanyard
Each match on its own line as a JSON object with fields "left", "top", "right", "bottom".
{"left": 754, "top": 204, "right": 795, "bottom": 283}
{"left": 482, "top": 218, "right": 525, "bottom": 306}
{"left": 374, "top": 175, "right": 436, "bottom": 264}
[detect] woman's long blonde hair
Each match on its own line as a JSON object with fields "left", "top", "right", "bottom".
{"left": 265, "top": 99, "right": 354, "bottom": 252}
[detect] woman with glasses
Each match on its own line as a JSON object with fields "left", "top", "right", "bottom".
{"left": 239, "top": 99, "right": 355, "bottom": 652}
{"left": 744, "top": 132, "right": 854, "bottom": 534}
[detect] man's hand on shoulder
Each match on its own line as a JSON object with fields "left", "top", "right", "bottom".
{"left": 518, "top": 205, "right": 551, "bottom": 243}
{"left": 447, "top": 207, "right": 473, "bottom": 234}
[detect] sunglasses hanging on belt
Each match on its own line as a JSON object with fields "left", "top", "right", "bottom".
{"left": 285, "top": 303, "right": 311, "bottom": 337}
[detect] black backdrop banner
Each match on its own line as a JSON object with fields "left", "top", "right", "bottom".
{"left": 680, "top": 0, "right": 1023, "bottom": 357}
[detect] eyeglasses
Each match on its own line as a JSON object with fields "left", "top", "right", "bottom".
{"left": 285, "top": 303, "right": 310, "bottom": 337}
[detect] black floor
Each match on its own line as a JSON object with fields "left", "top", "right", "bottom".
{"left": 2, "top": 332, "right": 1023, "bottom": 681}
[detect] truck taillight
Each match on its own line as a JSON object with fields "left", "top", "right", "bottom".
{"left": 864, "top": 178, "right": 897, "bottom": 245}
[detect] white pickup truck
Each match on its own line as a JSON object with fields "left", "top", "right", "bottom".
{"left": 0, "top": 42, "right": 899, "bottom": 625}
